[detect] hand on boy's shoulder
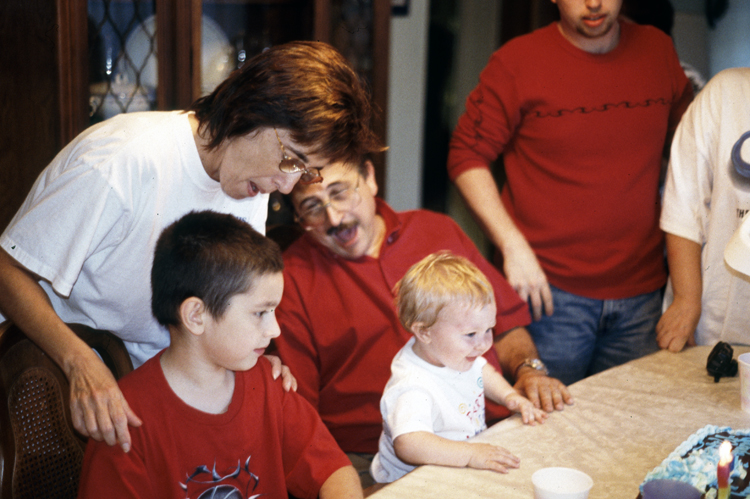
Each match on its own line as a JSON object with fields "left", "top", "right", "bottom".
{"left": 514, "top": 371, "right": 573, "bottom": 413}
{"left": 70, "top": 350, "right": 143, "bottom": 454}
{"left": 263, "top": 355, "right": 298, "bottom": 392}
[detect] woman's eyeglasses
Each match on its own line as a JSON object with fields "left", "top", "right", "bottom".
{"left": 275, "top": 129, "right": 323, "bottom": 185}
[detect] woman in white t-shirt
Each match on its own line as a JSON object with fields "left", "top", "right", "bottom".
{"left": 0, "top": 41, "right": 384, "bottom": 454}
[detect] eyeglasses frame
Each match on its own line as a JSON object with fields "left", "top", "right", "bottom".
{"left": 295, "top": 176, "right": 362, "bottom": 228}
{"left": 274, "top": 128, "right": 323, "bottom": 185}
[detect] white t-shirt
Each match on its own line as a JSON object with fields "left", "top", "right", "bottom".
{"left": 0, "top": 111, "right": 268, "bottom": 366}
{"left": 661, "top": 67, "right": 750, "bottom": 346}
{"left": 370, "top": 337, "right": 487, "bottom": 483}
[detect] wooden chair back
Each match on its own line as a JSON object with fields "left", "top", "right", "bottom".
{"left": 0, "top": 322, "right": 133, "bottom": 498}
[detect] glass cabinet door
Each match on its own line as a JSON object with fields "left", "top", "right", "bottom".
{"left": 202, "top": 0, "right": 314, "bottom": 75}
{"left": 329, "top": 0, "right": 374, "bottom": 83}
{"left": 87, "top": 0, "right": 157, "bottom": 124}
{"left": 86, "top": 0, "right": 319, "bottom": 126}
{"left": 85, "top": 0, "right": 387, "bottom": 190}
{"left": 326, "top": 0, "right": 390, "bottom": 194}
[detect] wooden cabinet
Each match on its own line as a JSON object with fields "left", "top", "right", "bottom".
{"left": 0, "top": 0, "right": 389, "bottom": 231}
{"left": 0, "top": 1, "right": 88, "bottom": 231}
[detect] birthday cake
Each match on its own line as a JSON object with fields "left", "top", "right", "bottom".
{"left": 639, "top": 425, "right": 750, "bottom": 499}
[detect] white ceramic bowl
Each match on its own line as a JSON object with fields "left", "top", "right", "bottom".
{"left": 532, "top": 467, "right": 593, "bottom": 499}
{"left": 123, "top": 14, "right": 233, "bottom": 96}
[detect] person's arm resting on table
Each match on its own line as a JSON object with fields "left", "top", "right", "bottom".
{"left": 482, "top": 363, "right": 547, "bottom": 425}
{"left": 394, "top": 431, "right": 520, "bottom": 474}
{"left": 0, "top": 248, "right": 142, "bottom": 452}
{"left": 391, "top": 367, "right": 545, "bottom": 474}
{"left": 389, "top": 389, "right": 520, "bottom": 474}
{"left": 494, "top": 326, "right": 573, "bottom": 411}
{"left": 319, "top": 466, "right": 364, "bottom": 499}
{"left": 454, "top": 168, "right": 553, "bottom": 321}
{"left": 656, "top": 233, "right": 701, "bottom": 352}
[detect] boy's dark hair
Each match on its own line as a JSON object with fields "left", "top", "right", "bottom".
{"left": 151, "top": 211, "right": 283, "bottom": 327}
{"left": 189, "top": 40, "right": 386, "bottom": 165}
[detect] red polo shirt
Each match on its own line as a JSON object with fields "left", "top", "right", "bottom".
{"left": 276, "top": 199, "right": 530, "bottom": 453}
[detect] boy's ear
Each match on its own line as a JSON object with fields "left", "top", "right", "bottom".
{"left": 179, "top": 297, "right": 207, "bottom": 336}
{"left": 410, "top": 322, "right": 431, "bottom": 343}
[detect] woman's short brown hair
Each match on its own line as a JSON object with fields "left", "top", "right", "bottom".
{"left": 189, "top": 41, "right": 385, "bottom": 164}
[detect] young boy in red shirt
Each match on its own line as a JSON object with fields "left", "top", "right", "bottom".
{"left": 77, "top": 210, "right": 361, "bottom": 499}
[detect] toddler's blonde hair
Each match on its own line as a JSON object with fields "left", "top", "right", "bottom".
{"left": 395, "top": 251, "right": 495, "bottom": 331}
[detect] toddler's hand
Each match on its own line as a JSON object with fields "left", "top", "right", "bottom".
{"left": 466, "top": 442, "right": 520, "bottom": 473}
{"left": 505, "top": 392, "right": 548, "bottom": 425}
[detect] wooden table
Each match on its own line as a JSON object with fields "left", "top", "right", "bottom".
{"left": 369, "top": 345, "right": 750, "bottom": 498}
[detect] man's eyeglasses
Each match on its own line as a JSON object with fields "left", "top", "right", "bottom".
{"left": 296, "top": 178, "right": 362, "bottom": 227}
{"left": 274, "top": 129, "right": 323, "bottom": 185}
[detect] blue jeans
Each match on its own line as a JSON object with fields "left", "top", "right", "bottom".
{"left": 526, "top": 285, "right": 661, "bottom": 385}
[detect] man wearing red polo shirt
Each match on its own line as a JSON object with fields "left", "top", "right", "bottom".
{"left": 275, "top": 158, "right": 572, "bottom": 487}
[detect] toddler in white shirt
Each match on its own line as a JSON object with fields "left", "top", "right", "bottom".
{"left": 370, "top": 251, "right": 547, "bottom": 483}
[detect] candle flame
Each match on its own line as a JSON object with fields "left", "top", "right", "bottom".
{"left": 720, "top": 440, "right": 733, "bottom": 465}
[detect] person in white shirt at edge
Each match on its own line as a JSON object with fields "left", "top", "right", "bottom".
{"left": 371, "top": 252, "right": 547, "bottom": 483}
{"left": 657, "top": 67, "right": 750, "bottom": 350}
{"left": 0, "top": 41, "right": 384, "bottom": 455}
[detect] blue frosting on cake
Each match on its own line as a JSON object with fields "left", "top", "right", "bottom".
{"left": 640, "top": 425, "right": 750, "bottom": 499}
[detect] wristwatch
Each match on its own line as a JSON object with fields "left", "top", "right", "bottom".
{"left": 514, "top": 358, "right": 549, "bottom": 378}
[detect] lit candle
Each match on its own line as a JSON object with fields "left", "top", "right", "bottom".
{"left": 717, "top": 440, "right": 733, "bottom": 499}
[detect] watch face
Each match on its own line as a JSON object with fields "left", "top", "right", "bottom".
{"left": 528, "top": 359, "right": 548, "bottom": 374}
{"left": 516, "top": 358, "right": 549, "bottom": 378}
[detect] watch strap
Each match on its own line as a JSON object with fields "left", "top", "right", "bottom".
{"left": 514, "top": 358, "right": 549, "bottom": 378}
